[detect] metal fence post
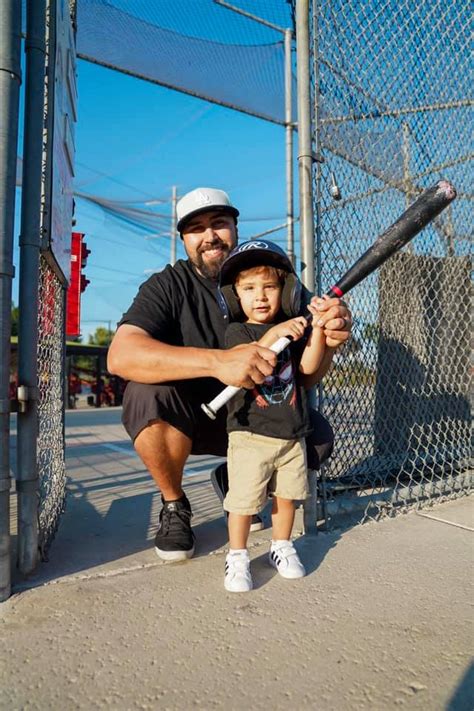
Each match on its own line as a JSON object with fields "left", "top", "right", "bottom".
{"left": 0, "top": 0, "right": 22, "bottom": 602}
{"left": 284, "top": 28, "right": 294, "bottom": 266}
{"left": 295, "top": 0, "right": 315, "bottom": 292}
{"left": 295, "top": 0, "right": 319, "bottom": 534}
{"left": 16, "top": 0, "right": 46, "bottom": 575}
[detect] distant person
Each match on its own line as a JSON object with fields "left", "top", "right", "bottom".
{"left": 219, "top": 241, "right": 327, "bottom": 592}
{"left": 107, "top": 188, "right": 352, "bottom": 562}
{"left": 68, "top": 372, "right": 82, "bottom": 409}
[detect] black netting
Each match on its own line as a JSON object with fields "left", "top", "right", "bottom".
{"left": 77, "top": 0, "right": 296, "bottom": 124}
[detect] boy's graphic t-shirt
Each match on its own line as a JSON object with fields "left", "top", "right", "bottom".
{"left": 225, "top": 322, "right": 312, "bottom": 440}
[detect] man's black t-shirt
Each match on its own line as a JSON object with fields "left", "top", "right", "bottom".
{"left": 118, "top": 259, "right": 227, "bottom": 400}
{"left": 225, "top": 322, "right": 312, "bottom": 440}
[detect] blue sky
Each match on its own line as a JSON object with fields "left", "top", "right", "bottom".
{"left": 12, "top": 1, "right": 469, "bottom": 341}
{"left": 71, "top": 59, "right": 295, "bottom": 339}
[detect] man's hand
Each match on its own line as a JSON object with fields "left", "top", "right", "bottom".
{"left": 310, "top": 295, "right": 352, "bottom": 349}
{"left": 215, "top": 343, "right": 277, "bottom": 389}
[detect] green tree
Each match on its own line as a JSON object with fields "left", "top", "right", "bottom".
{"left": 88, "top": 326, "right": 114, "bottom": 346}
{"left": 11, "top": 304, "right": 19, "bottom": 336}
{"left": 362, "top": 322, "right": 379, "bottom": 344}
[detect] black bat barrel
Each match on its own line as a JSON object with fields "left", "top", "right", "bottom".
{"left": 326, "top": 180, "right": 456, "bottom": 298}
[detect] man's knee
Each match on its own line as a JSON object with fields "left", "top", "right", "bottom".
{"left": 134, "top": 418, "right": 192, "bottom": 466}
{"left": 122, "top": 381, "right": 194, "bottom": 444}
{"left": 306, "top": 409, "right": 334, "bottom": 470}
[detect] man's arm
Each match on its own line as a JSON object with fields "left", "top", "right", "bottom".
{"left": 107, "top": 324, "right": 277, "bottom": 389}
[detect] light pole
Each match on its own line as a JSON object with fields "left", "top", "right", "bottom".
{"left": 170, "top": 185, "right": 177, "bottom": 266}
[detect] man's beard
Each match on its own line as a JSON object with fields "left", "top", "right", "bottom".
{"left": 191, "top": 241, "right": 231, "bottom": 280}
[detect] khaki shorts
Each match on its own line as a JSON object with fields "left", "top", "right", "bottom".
{"left": 224, "top": 430, "right": 309, "bottom": 516}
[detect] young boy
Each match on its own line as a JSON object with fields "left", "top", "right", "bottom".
{"left": 219, "top": 241, "right": 326, "bottom": 593}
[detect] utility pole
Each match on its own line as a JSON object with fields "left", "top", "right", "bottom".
{"left": 170, "top": 185, "right": 177, "bottom": 266}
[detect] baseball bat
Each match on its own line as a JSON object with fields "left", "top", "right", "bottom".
{"left": 201, "top": 179, "right": 456, "bottom": 420}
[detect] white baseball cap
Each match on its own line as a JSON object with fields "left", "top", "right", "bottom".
{"left": 176, "top": 187, "right": 239, "bottom": 232}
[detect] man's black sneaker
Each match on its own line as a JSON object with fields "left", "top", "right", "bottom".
{"left": 154, "top": 494, "right": 195, "bottom": 561}
{"left": 210, "top": 463, "right": 265, "bottom": 533}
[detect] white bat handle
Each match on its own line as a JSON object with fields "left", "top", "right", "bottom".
{"left": 201, "top": 335, "right": 291, "bottom": 419}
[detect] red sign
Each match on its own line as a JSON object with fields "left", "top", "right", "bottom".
{"left": 66, "top": 232, "right": 87, "bottom": 337}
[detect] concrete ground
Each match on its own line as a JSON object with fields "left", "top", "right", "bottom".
{"left": 1, "top": 408, "right": 473, "bottom": 710}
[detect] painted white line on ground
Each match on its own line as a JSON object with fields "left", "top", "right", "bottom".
{"left": 416, "top": 511, "right": 474, "bottom": 532}
{"left": 100, "top": 442, "right": 137, "bottom": 455}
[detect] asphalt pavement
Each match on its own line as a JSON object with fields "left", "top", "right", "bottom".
{"left": 1, "top": 407, "right": 472, "bottom": 710}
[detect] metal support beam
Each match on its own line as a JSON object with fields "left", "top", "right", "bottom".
{"left": 295, "top": 0, "right": 314, "bottom": 291}
{"left": 284, "top": 29, "right": 294, "bottom": 265}
{"left": 0, "top": 0, "right": 22, "bottom": 602}
{"left": 16, "top": 0, "right": 46, "bottom": 575}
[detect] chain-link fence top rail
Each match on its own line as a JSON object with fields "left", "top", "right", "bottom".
{"left": 37, "top": 258, "right": 67, "bottom": 558}
{"left": 76, "top": 0, "right": 296, "bottom": 124}
{"left": 308, "top": 0, "right": 472, "bottom": 524}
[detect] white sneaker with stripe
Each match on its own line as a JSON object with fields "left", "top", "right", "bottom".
{"left": 269, "top": 540, "right": 306, "bottom": 579}
{"left": 224, "top": 550, "right": 253, "bottom": 593}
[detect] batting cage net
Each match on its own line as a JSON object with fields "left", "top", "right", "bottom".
{"left": 37, "top": 257, "right": 67, "bottom": 559}
{"left": 308, "top": 0, "right": 472, "bottom": 525}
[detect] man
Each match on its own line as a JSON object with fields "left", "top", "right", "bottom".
{"left": 107, "top": 187, "right": 352, "bottom": 562}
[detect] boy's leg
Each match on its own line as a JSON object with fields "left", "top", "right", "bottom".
{"left": 270, "top": 496, "right": 296, "bottom": 540}
{"left": 269, "top": 496, "right": 306, "bottom": 579}
{"left": 225, "top": 513, "right": 253, "bottom": 593}
{"left": 211, "top": 463, "right": 264, "bottom": 532}
{"left": 269, "top": 440, "right": 308, "bottom": 579}
{"left": 228, "top": 512, "right": 252, "bottom": 550}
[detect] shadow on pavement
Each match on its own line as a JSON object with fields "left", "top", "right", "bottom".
{"left": 11, "top": 462, "right": 229, "bottom": 590}
{"left": 250, "top": 529, "right": 341, "bottom": 590}
{"left": 446, "top": 661, "right": 474, "bottom": 711}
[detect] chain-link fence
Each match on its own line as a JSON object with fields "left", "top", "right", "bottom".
{"left": 310, "top": 0, "right": 472, "bottom": 525}
{"left": 37, "top": 257, "right": 67, "bottom": 559}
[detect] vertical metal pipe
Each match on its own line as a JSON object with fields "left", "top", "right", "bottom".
{"left": 312, "top": 3, "right": 322, "bottom": 301}
{"left": 170, "top": 185, "right": 177, "bottom": 266}
{"left": 16, "top": 0, "right": 46, "bottom": 574}
{"left": 284, "top": 29, "right": 294, "bottom": 266}
{"left": 402, "top": 121, "right": 411, "bottom": 209}
{"left": 312, "top": 1, "right": 325, "bottom": 414}
{"left": 296, "top": 0, "right": 319, "bottom": 534}
{"left": 0, "top": 0, "right": 22, "bottom": 602}
{"left": 295, "top": 0, "right": 315, "bottom": 292}
{"left": 311, "top": 0, "right": 328, "bottom": 532}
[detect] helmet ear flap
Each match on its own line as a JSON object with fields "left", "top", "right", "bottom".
{"left": 218, "top": 284, "right": 245, "bottom": 322}
{"left": 280, "top": 273, "right": 302, "bottom": 318}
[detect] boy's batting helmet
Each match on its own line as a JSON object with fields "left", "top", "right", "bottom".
{"left": 217, "top": 240, "right": 304, "bottom": 322}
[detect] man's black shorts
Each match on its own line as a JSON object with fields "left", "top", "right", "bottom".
{"left": 122, "top": 381, "right": 334, "bottom": 468}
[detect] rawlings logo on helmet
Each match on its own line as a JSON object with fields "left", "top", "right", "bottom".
{"left": 235, "top": 241, "right": 270, "bottom": 252}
